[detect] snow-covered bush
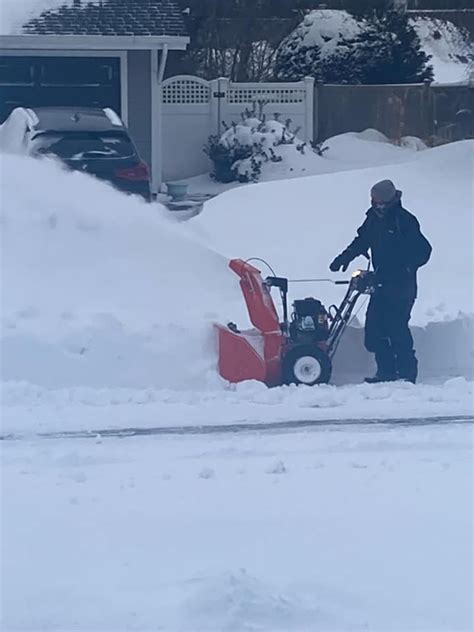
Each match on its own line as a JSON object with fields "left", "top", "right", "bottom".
{"left": 204, "top": 109, "right": 313, "bottom": 183}
{"left": 204, "top": 130, "right": 257, "bottom": 183}
{"left": 325, "top": 11, "right": 434, "bottom": 84}
{"left": 275, "top": 9, "right": 438, "bottom": 85}
{"left": 274, "top": 42, "right": 322, "bottom": 82}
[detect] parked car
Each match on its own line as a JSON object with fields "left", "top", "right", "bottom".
{"left": 0, "top": 106, "right": 151, "bottom": 200}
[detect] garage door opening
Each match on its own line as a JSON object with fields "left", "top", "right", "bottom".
{"left": 0, "top": 56, "right": 121, "bottom": 123}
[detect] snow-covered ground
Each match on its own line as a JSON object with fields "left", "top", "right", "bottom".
{"left": 211, "top": 124, "right": 423, "bottom": 185}
{"left": 1, "top": 118, "right": 473, "bottom": 632}
{"left": 2, "top": 422, "right": 472, "bottom": 631}
{"left": 2, "top": 377, "right": 473, "bottom": 438}
{"left": 1, "top": 138, "right": 473, "bottom": 405}
{"left": 178, "top": 128, "right": 423, "bottom": 194}
{"left": 193, "top": 140, "right": 474, "bottom": 328}
{"left": 1, "top": 6, "right": 473, "bottom": 630}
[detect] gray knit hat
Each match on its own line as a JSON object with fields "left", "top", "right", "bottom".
{"left": 371, "top": 179, "right": 397, "bottom": 203}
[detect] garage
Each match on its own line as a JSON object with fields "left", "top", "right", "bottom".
{"left": 0, "top": 0, "right": 190, "bottom": 191}
{"left": 0, "top": 56, "right": 121, "bottom": 123}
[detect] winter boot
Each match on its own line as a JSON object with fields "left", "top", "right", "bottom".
{"left": 365, "top": 345, "right": 398, "bottom": 384}
{"left": 396, "top": 353, "right": 418, "bottom": 385}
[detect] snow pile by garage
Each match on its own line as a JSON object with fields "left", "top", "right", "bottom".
{"left": 0, "top": 153, "right": 245, "bottom": 389}
{"left": 284, "top": 9, "right": 473, "bottom": 84}
{"left": 192, "top": 140, "right": 474, "bottom": 379}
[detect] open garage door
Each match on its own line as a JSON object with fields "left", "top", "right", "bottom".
{"left": 0, "top": 56, "right": 121, "bottom": 123}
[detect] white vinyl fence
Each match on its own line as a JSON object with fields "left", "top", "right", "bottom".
{"left": 161, "top": 75, "right": 314, "bottom": 183}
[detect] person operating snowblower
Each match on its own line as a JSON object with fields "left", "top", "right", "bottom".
{"left": 330, "top": 180, "right": 432, "bottom": 384}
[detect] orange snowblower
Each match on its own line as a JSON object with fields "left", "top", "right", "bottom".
{"left": 216, "top": 259, "right": 378, "bottom": 387}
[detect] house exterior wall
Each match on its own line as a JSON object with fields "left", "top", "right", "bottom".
{"left": 127, "top": 50, "right": 152, "bottom": 169}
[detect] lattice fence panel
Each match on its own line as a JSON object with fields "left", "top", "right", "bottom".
{"left": 227, "top": 87, "right": 306, "bottom": 104}
{"left": 162, "top": 78, "right": 211, "bottom": 105}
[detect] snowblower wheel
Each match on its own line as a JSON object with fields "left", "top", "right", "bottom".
{"left": 282, "top": 345, "right": 332, "bottom": 386}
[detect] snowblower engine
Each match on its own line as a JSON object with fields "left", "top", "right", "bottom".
{"left": 289, "top": 298, "right": 329, "bottom": 343}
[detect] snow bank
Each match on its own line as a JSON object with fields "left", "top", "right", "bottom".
{"left": 193, "top": 141, "right": 474, "bottom": 379}
{"left": 2, "top": 377, "right": 472, "bottom": 436}
{"left": 1, "top": 141, "right": 472, "bottom": 394}
{"left": 322, "top": 129, "right": 420, "bottom": 169}
{"left": 0, "top": 153, "right": 244, "bottom": 389}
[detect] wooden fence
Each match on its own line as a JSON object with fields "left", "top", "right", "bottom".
{"left": 315, "top": 81, "right": 473, "bottom": 144}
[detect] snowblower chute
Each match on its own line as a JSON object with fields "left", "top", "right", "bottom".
{"left": 216, "top": 258, "right": 378, "bottom": 387}
{"left": 215, "top": 259, "right": 284, "bottom": 387}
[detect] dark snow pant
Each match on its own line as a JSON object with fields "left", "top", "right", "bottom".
{"left": 364, "top": 290, "right": 418, "bottom": 383}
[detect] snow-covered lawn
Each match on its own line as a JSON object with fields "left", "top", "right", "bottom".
{"left": 175, "top": 128, "right": 425, "bottom": 202}
{"left": 2, "top": 422, "right": 472, "bottom": 631}
{"left": 198, "top": 126, "right": 423, "bottom": 189}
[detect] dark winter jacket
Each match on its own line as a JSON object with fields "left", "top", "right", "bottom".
{"left": 340, "top": 193, "right": 432, "bottom": 295}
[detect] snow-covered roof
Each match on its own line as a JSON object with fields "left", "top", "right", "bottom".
{"left": 0, "top": 0, "right": 188, "bottom": 39}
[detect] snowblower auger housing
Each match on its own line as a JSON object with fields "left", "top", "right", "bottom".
{"left": 216, "top": 259, "right": 377, "bottom": 387}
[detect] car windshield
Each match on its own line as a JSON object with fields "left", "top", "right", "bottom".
{"left": 31, "top": 132, "right": 135, "bottom": 160}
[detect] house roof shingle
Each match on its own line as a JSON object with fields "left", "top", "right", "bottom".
{"left": 23, "top": 0, "right": 187, "bottom": 38}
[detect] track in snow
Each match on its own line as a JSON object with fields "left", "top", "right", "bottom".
{"left": 1, "top": 415, "right": 473, "bottom": 442}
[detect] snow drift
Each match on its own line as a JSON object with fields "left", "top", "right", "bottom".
{"left": 0, "top": 153, "right": 244, "bottom": 389}
{"left": 1, "top": 140, "right": 473, "bottom": 392}
{"left": 192, "top": 140, "right": 474, "bottom": 381}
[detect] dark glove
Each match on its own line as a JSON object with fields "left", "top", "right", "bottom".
{"left": 329, "top": 254, "right": 350, "bottom": 273}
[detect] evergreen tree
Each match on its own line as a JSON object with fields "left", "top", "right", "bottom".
{"left": 274, "top": 38, "right": 322, "bottom": 81}
{"left": 323, "top": 11, "right": 434, "bottom": 84}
